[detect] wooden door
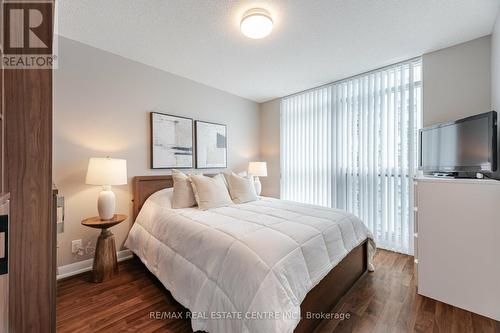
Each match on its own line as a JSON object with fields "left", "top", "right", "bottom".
{"left": 1, "top": 0, "right": 56, "bottom": 331}
{"left": 0, "top": 199, "right": 9, "bottom": 333}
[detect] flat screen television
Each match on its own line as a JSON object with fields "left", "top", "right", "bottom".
{"left": 419, "top": 111, "right": 497, "bottom": 174}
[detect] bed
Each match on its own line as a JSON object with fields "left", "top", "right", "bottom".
{"left": 126, "top": 175, "right": 375, "bottom": 333}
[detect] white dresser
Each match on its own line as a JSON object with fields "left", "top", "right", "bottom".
{"left": 414, "top": 177, "right": 500, "bottom": 321}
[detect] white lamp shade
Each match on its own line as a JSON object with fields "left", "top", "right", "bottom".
{"left": 248, "top": 162, "right": 267, "bottom": 177}
{"left": 85, "top": 157, "right": 127, "bottom": 186}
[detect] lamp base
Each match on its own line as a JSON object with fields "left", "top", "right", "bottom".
{"left": 98, "top": 186, "right": 115, "bottom": 220}
{"left": 254, "top": 177, "right": 262, "bottom": 196}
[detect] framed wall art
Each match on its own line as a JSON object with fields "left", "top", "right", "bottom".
{"left": 151, "top": 112, "right": 193, "bottom": 169}
{"left": 195, "top": 120, "right": 227, "bottom": 169}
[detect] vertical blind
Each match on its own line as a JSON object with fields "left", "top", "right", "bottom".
{"left": 281, "top": 58, "right": 422, "bottom": 254}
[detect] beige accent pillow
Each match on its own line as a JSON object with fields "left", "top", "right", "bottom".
{"left": 172, "top": 169, "right": 197, "bottom": 208}
{"left": 189, "top": 174, "right": 233, "bottom": 210}
{"left": 224, "top": 172, "right": 258, "bottom": 204}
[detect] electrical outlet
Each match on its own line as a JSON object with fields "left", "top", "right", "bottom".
{"left": 71, "top": 239, "right": 82, "bottom": 254}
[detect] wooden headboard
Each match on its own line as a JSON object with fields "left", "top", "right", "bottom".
{"left": 132, "top": 173, "right": 218, "bottom": 221}
{"left": 132, "top": 175, "right": 174, "bottom": 220}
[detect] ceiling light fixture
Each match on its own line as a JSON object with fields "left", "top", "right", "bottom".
{"left": 240, "top": 8, "right": 273, "bottom": 39}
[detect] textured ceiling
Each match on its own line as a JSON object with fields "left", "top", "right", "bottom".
{"left": 57, "top": 0, "right": 500, "bottom": 102}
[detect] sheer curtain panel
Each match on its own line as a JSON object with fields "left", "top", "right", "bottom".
{"left": 280, "top": 59, "right": 422, "bottom": 254}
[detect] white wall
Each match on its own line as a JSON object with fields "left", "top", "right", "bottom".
{"left": 422, "top": 36, "right": 491, "bottom": 126}
{"left": 259, "top": 99, "right": 281, "bottom": 198}
{"left": 54, "top": 37, "right": 260, "bottom": 267}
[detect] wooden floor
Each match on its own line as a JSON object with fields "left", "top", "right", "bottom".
{"left": 57, "top": 250, "right": 500, "bottom": 333}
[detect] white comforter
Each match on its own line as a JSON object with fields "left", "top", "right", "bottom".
{"left": 125, "top": 193, "right": 375, "bottom": 333}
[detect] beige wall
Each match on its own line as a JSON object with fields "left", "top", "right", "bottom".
{"left": 54, "top": 37, "right": 260, "bottom": 267}
{"left": 491, "top": 10, "right": 500, "bottom": 179}
{"left": 422, "top": 36, "right": 491, "bottom": 127}
{"left": 492, "top": 11, "right": 500, "bottom": 111}
{"left": 259, "top": 99, "right": 281, "bottom": 198}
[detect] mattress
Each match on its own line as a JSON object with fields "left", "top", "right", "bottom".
{"left": 125, "top": 192, "right": 375, "bottom": 333}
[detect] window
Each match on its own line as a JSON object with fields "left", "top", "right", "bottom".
{"left": 281, "top": 58, "right": 422, "bottom": 254}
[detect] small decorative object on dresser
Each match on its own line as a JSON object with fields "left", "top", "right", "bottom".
{"left": 81, "top": 214, "right": 127, "bottom": 283}
{"left": 85, "top": 157, "right": 127, "bottom": 220}
{"left": 195, "top": 120, "right": 227, "bottom": 168}
{"left": 248, "top": 161, "right": 267, "bottom": 195}
{"left": 151, "top": 112, "right": 194, "bottom": 169}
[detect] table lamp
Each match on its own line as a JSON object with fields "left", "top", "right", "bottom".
{"left": 85, "top": 157, "right": 127, "bottom": 220}
{"left": 248, "top": 161, "right": 267, "bottom": 195}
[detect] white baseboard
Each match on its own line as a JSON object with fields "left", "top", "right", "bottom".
{"left": 56, "top": 249, "right": 133, "bottom": 280}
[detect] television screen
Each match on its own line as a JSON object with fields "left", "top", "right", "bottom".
{"left": 419, "top": 111, "right": 497, "bottom": 173}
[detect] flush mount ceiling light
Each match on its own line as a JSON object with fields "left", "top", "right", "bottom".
{"left": 240, "top": 8, "right": 273, "bottom": 39}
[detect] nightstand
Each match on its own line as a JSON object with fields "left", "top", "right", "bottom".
{"left": 81, "top": 214, "right": 127, "bottom": 282}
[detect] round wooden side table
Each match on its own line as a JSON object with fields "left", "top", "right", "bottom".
{"left": 81, "top": 214, "right": 127, "bottom": 283}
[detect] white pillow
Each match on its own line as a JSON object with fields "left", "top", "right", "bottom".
{"left": 172, "top": 169, "right": 197, "bottom": 208}
{"left": 189, "top": 174, "right": 233, "bottom": 210}
{"left": 224, "top": 172, "right": 258, "bottom": 204}
{"left": 220, "top": 170, "right": 247, "bottom": 188}
{"left": 148, "top": 187, "right": 173, "bottom": 208}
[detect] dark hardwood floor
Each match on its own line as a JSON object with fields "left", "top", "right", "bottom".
{"left": 57, "top": 250, "right": 500, "bottom": 333}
